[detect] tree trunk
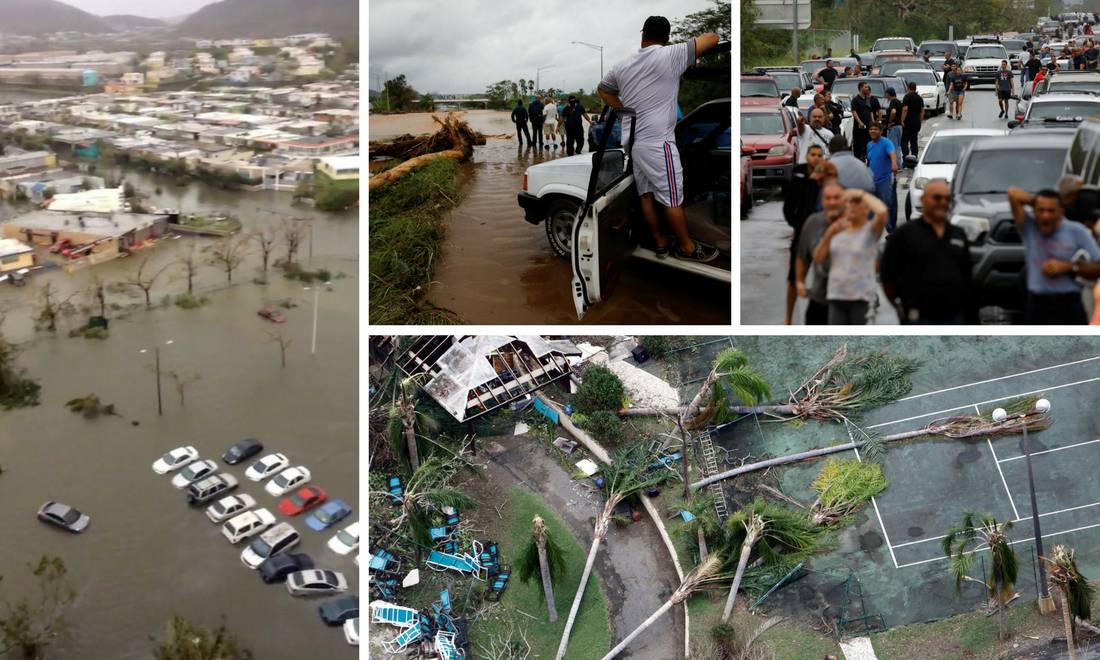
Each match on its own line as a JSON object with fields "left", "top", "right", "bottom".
{"left": 601, "top": 595, "right": 677, "bottom": 660}
{"left": 1061, "top": 590, "right": 1076, "bottom": 660}
{"left": 996, "top": 577, "right": 1008, "bottom": 641}
{"left": 623, "top": 404, "right": 798, "bottom": 418}
{"left": 537, "top": 533, "right": 559, "bottom": 622}
{"left": 722, "top": 527, "right": 759, "bottom": 623}
{"left": 697, "top": 527, "right": 708, "bottom": 561}
{"left": 401, "top": 392, "right": 420, "bottom": 471}
{"left": 556, "top": 505, "right": 613, "bottom": 660}
{"left": 678, "top": 419, "right": 691, "bottom": 498}
{"left": 143, "top": 288, "right": 151, "bottom": 308}
{"left": 187, "top": 273, "right": 193, "bottom": 294}
{"left": 367, "top": 149, "right": 465, "bottom": 191}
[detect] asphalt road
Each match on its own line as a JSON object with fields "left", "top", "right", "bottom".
{"left": 740, "top": 83, "right": 1012, "bottom": 325}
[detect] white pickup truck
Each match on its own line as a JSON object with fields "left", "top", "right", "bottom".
{"left": 517, "top": 98, "right": 732, "bottom": 318}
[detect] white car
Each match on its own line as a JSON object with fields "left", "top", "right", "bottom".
{"left": 264, "top": 466, "right": 311, "bottom": 496}
{"left": 285, "top": 569, "right": 348, "bottom": 596}
{"left": 904, "top": 128, "right": 1006, "bottom": 220}
{"left": 152, "top": 446, "right": 198, "bottom": 474}
{"left": 221, "top": 508, "right": 277, "bottom": 544}
{"left": 896, "top": 69, "right": 946, "bottom": 115}
{"left": 327, "top": 521, "right": 360, "bottom": 556}
{"left": 241, "top": 522, "right": 300, "bottom": 569}
{"left": 170, "top": 459, "right": 218, "bottom": 489}
{"left": 205, "top": 494, "right": 257, "bottom": 523}
{"left": 343, "top": 617, "right": 359, "bottom": 646}
{"left": 245, "top": 453, "right": 289, "bottom": 482}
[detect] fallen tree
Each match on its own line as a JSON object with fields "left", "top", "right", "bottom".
{"left": 368, "top": 113, "right": 484, "bottom": 191}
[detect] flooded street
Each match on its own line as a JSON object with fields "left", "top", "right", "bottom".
{"left": 369, "top": 109, "right": 516, "bottom": 140}
{"left": 369, "top": 110, "right": 731, "bottom": 324}
{"left": 0, "top": 173, "right": 358, "bottom": 657}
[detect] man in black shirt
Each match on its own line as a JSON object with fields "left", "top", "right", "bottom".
{"left": 783, "top": 87, "right": 801, "bottom": 108}
{"left": 1025, "top": 51, "right": 1042, "bottom": 85}
{"left": 823, "top": 90, "right": 843, "bottom": 134}
{"left": 1086, "top": 42, "right": 1099, "bottom": 69}
{"left": 995, "top": 60, "right": 1014, "bottom": 119}
{"left": 899, "top": 82, "right": 923, "bottom": 158}
{"left": 880, "top": 179, "right": 976, "bottom": 323}
{"left": 562, "top": 95, "right": 590, "bottom": 156}
{"left": 815, "top": 60, "right": 839, "bottom": 90}
{"left": 942, "top": 53, "right": 956, "bottom": 72}
{"left": 850, "top": 82, "right": 879, "bottom": 160}
{"left": 511, "top": 99, "right": 531, "bottom": 146}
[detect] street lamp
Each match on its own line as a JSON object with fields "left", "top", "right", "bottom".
{"left": 139, "top": 339, "right": 174, "bottom": 416}
{"left": 992, "top": 397, "right": 1054, "bottom": 614}
{"left": 303, "top": 286, "right": 320, "bottom": 355}
{"left": 535, "top": 66, "right": 554, "bottom": 94}
{"left": 571, "top": 41, "right": 605, "bottom": 80}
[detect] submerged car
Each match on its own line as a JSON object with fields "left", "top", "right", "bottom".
{"left": 222, "top": 438, "right": 264, "bottom": 465}
{"left": 37, "top": 501, "right": 90, "bottom": 533}
{"left": 286, "top": 569, "right": 348, "bottom": 596}
{"left": 278, "top": 485, "right": 327, "bottom": 516}
{"left": 264, "top": 466, "right": 311, "bottom": 496}
{"left": 152, "top": 446, "right": 198, "bottom": 474}
{"left": 304, "top": 499, "right": 352, "bottom": 531}
{"left": 170, "top": 459, "right": 218, "bottom": 489}
{"left": 327, "top": 521, "right": 360, "bottom": 555}
{"left": 186, "top": 473, "right": 239, "bottom": 506}
{"left": 257, "top": 308, "right": 286, "bottom": 323}
{"left": 319, "top": 595, "right": 359, "bottom": 626}
{"left": 258, "top": 552, "right": 314, "bottom": 583}
{"left": 222, "top": 508, "right": 277, "bottom": 544}
{"left": 343, "top": 617, "right": 359, "bottom": 646}
{"left": 205, "top": 493, "right": 257, "bottom": 523}
{"left": 241, "top": 522, "right": 301, "bottom": 569}
{"left": 245, "top": 452, "right": 288, "bottom": 481}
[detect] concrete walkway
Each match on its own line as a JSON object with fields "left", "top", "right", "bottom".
{"left": 481, "top": 434, "right": 683, "bottom": 660}
{"left": 840, "top": 637, "right": 879, "bottom": 660}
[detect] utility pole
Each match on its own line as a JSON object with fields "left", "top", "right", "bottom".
{"left": 311, "top": 286, "right": 319, "bottom": 355}
{"left": 155, "top": 347, "right": 163, "bottom": 415}
{"left": 793, "top": 0, "right": 800, "bottom": 63}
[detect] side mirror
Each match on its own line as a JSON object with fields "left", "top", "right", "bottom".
{"left": 1007, "top": 120, "right": 1020, "bottom": 128}
{"left": 904, "top": 155, "right": 918, "bottom": 168}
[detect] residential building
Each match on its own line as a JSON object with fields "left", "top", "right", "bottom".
{"left": 0, "top": 238, "right": 34, "bottom": 274}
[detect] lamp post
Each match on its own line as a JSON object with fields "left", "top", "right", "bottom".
{"left": 571, "top": 41, "right": 605, "bottom": 80}
{"left": 140, "top": 339, "right": 174, "bottom": 416}
{"left": 536, "top": 66, "right": 554, "bottom": 93}
{"left": 992, "top": 397, "right": 1055, "bottom": 614}
{"left": 303, "top": 286, "right": 319, "bottom": 355}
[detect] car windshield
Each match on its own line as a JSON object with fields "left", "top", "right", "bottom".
{"left": 1028, "top": 101, "right": 1100, "bottom": 121}
{"left": 290, "top": 492, "right": 307, "bottom": 506}
{"left": 274, "top": 472, "right": 291, "bottom": 486}
{"left": 741, "top": 79, "right": 779, "bottom": 97}
{"left": 213, "top": 501, "right": 229, "bottom": 514}
{"left": 875, "top": 39, "right": 910, "bottom": 51}
{"left": 337, "top": 529, "right": 357, "bottom": 545}
{"left": 967, "top": 46, "right": 1007, "bottom": 59}
{"left": 919, "top": 43, "right": 956, "bottom": 56}
{"left": 741, "top": 113, "right": 785, "bottom": 135}
{"left": 881, "top": 62, "right": 926, "bottom": 76}
{"left": 61, "top": 509, "right": 81, "bottom": 523}
{"left": 800, "top": 61, "right": 825, "bottom": 75}
{"left": 768, "top": 72, "right": 801, "bottom": 90}
{"left": 1049, "top": 82, "right": 1100, "bottom": 93}
{"left": 959, "top": 148, "right": 1067, "bottom": 194}
{"left": 1002, "top": 41, "right": 1025, "bottom": 51}
{"left": 251, "top": 539, "right": 272, "bottom": 556}
{"left": 923, "top": 135, "right": 986, "bottom": 164}
{"left": 319, "top": 508, "right": 336, "bottom": 523}
{"left": 901, "top": 71, "right": 937, "bottom": 85}
{"left": 162, "top": 450, "right": 181, "bottom": 463}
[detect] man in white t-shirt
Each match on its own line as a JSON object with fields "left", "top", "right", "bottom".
{"left": 796, "top": 107, "right": 833, "bottom": 163}
{"left": 597, "top": 16, "right": 720, "bottom": 263}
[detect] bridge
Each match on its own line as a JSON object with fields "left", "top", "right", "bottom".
{"left": 419, "top": 98, "right": 491, "bottom": 108}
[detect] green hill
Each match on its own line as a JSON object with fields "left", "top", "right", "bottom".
{"left": 174, "top": 0, "right": 357, "bottom": 39}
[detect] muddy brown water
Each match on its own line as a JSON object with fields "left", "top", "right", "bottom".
{"left": 0, "top": 171, "right": 358, "bottom": 658}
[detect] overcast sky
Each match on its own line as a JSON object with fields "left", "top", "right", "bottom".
{"left": 64, "top": 0, "right": 216, "bottom": 19}
{"left": 368, "top": 0, "right": 718, "bottom": 95}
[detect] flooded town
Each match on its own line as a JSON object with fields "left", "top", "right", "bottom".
{"left": 0, "top": 0, "right": 359, "bottom": 657}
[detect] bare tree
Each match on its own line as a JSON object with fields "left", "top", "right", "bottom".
{"left": 265, "top": 330, "right": 291, "bottom": 367}
{"left": 175, "top": 242, "right": 203, "bottom": 294}
{"left": 85, "top": 273, "right": 108, "bottom": 318}
{"left": 122, "top": 257, "right": 169, "bottom": 309}
{"left": 36, "top": 282, "right": 77, "bottom": 331}
{"left": 209, "top": 236, "right": 248, "bottom": 283}
{"left": 164, "top": 370, "right": 201, "bottom": 407}
{"left": 281, "top": 218, "right": 308, "bottom": 265}
{"left": 250, "top": 223, "right": 279, "bottom": 273}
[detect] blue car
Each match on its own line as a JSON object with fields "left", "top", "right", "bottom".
{"left": 305, "top": 499, "right": 352, "bottom": 531}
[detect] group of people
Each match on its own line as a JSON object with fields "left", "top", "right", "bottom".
{"left": 783, "top": 135, "right": 1100, "bottom": 325}
{"left": 511, "top": 95, "right": 591, "bottom": 154}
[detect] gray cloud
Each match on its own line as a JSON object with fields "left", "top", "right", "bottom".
{"left": 368, "top": 0, "right": 718, "bottom": 94}
{"left": 63, "top": 0, "right": 217, "bottom": 19}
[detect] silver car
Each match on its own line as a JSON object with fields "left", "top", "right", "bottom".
{"left": 285, "top": 569, "right": 348, "bottom": 596}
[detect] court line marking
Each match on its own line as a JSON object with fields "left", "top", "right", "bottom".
{"left": 980, "top": 402, "right": 1020, "bottom": 521}
{"left": 890, "top": 497, "right": 1100, "bottom": 550}
{"left": 851, "top": 432, "right": 899, "bottom": 569}
{"left": 997, "top": 437, "right": 1100, "bottom": 463}
{"left": 895, "top": 520, "right": 1100, "bottom": 569}
{"left": 867, "top": 375, "right": 1100, "bottom": 429}
{"left": 897, "top": 355, "right": 1100, "bottom": 402}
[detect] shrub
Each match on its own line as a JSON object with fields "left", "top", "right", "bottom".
{"left": 639, "top": 336, "right": 670, "bottom": 359}
{"left": 174, "top": 294, "right": 210, "bottom": 309}
{"left": 574, "top": 365, "right": 624, "bottom": 414}
{"left": 583, "top": 410, "right": 623, "bottom": 444}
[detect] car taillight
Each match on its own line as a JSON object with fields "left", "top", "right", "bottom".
{"left": 1015, "top": 115, "right": 1024, "bottom": 121}
{"left": 523, "top": 174, "right": 528, "bottom": 191}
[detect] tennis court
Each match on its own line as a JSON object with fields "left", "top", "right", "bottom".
{"left": 674, "top": 337, "right": 1100, "bottom": 629}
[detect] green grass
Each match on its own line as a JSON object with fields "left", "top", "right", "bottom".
{"left": 870, "top": 602, "right": 1051, "bottom": 660}
{"left": 686, "top": 591, "right": 841, "bottom": 659}
{"left": 368, "top": 157, "right": 464, "bottom": 324}
{"left": 468, "top": 486, "right": 612, "bottom": 660}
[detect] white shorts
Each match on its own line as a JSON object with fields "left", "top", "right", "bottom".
{"left": 632, "top": 140, "right": 683, "bottom": 208}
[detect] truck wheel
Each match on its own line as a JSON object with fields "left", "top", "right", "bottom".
{"left": 545, "top": 197, "right": 580, "bottom": 258}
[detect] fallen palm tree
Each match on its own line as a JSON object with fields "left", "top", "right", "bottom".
{"left": 760, "top": 458, "right": 887, "bottom": 527}
{"left": 368, "top": 113, "right": 485, "bottom": 191}
{"left": 690, "top": 395, "right": 1051, "bottom": 491}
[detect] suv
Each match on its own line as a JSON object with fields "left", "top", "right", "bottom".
{"left": 740, "top": 74, "right": 780, "bottom": 106}
{"left": 755, "top": 67, "right": 812, "bottom": 96}
{"left": 872, "top": 37, "right": 916, "bottom": 53}
{"left": 962, "top": 43, "right": 1010, "bottom": 84}
{"left": 917, "top": 40, "right": 961, "bottom": 68}
{"left": 186, "top": 473, "right": 239, "bottom": 506}
{"left": 949, "top": 130, "right": 1075, "bottom": 313}
{"left": 241, "top": 522, "right": 301, "bottom": 568}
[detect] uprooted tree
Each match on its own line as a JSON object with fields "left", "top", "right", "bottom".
{"left": 368, "top": 112, "right": 485, "bottom": 191}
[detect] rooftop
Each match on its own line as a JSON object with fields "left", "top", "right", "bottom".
{"left": 3, "top": 211, "right": 167, "bottom": 238}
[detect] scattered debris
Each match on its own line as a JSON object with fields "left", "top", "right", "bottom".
{"left": 64, "top": 393, "right": 118, "bottom": 419}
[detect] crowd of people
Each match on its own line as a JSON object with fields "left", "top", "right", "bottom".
{"left": 511, "top": 95, "right": 593, "bottom": 154}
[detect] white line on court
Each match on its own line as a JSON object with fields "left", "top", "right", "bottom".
{"left": 867, "top": 375, "right": 1100, "bottom": 429}
{"left": 998, "top": 437, "right": 1100, "bottom": 463}
{"left": 888, "top": 498, "right": 1100, "bottom": 549}
{"left": 988, "top": 438, "right": 1021, "bottom": 521}
{"left": 895, "top": 519, "right": 1100, "bottom": 569}
{"left": 897, "top": 355, "right": 1100, "bottom": 402}
{"left": 853, "top": 441, "right": 899, "bottom": 569}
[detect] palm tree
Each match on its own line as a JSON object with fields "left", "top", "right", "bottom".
{"left": 680, "top": 495, "right": 721, "bottom": 561}
{"left": 942, "top": 513, "right": 1018, "bottom": 641}
{"left": 677, "top": 347, "right": 771, "bottom": 496}
{"left": 517, "top": 515, "right": 565, "bottom": 622}
{"left": 601, "top": 555, "right": 724, "bottom": 660}
{"left": 1045, "top": 544, "right": 1095, "bottom": 660}
{"left": 555, "top": 443, "right": 679, "bottom": 660}
{"left": 389, "top": 374, "right": 435, "bottom": 472}
{"left": 393, "top": 457, "right": 477, "bottom": 565}
{"left": 722, "top": 513, "right": 764, "bottom": 623}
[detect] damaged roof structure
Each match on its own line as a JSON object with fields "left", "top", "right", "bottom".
{"left": 396, "top": 336, "right": 580, "bottom": 422}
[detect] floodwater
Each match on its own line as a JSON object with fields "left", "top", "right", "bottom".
{"left": 369, "top": 109, "right": 517, "bottom": 140}
{"left": 0, "top": 171, "right": 358, "bottom": 658}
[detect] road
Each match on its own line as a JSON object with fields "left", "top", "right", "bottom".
{"left": 740, "top": 83, "right": 1011, "bottom": 325}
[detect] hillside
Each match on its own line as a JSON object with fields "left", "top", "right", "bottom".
{"left": 102, "top": 14, "right": 167, "bottom": 29}
{"left": 174, "top": 0, "right": 357, "bottom": 39}
{"left": 0, "top": 0, "right": 111, "bottom": 34}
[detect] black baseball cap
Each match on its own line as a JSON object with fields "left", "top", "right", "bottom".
{"left": 641, "top": 16, "right": 671, "bottom": 43}
{"left": 568, "top": 95, "right": 577, "bottom": 102}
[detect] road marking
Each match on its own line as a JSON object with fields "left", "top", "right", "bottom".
{"left": 897, "top": 355, "right": 1100, "bottom": 402}
{"left": 997, "top": 436, "right": 1100, "bottom": 463}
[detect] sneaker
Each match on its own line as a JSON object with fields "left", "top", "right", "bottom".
{"left": 673, "top": 241, "right": 719, "bottom": 263}
{"left": 654, "top": 241, "right": 673, "bottom": 260}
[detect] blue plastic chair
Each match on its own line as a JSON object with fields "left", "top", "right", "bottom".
{"left": 485, "top": 564, "right": 511, "bottom": 602}
{"left": 387, "top": 475, "right": 404, "bottom": 504}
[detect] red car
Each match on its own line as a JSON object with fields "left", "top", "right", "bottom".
{"left": 740, "top": 141, "right": 754, "bottom": 218}
{"left": 258, "top": 308, "right": 287, "bottom": 323}
{"left": 740, "top": 74, "right": 781, "bottom": 107}
{"left": 278, "top": 485, "right": 327, "bottom": 516}
{"left": 48, "top": 238, "right": 71, "bottom": 254}
{"left": 740, "top": 105, "right": 798, "bottom": 187}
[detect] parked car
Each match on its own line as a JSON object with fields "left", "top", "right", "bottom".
{"left": 903, "top": 128, "right": 1006, "bottom": 221}
{"left": 343, "top": 617, "right": 359, "bottom": 646}
{"left": 258, "top": 552, "right": 315, "bottom": 583}
{"left": 257, "top": 308, "right": 286, "bottom": 323}
{"left": 740, "top": 74, "right": 780, "bottom": 106}
{"left": 245, "top": 453, "right": 289, "bottom": 481}
{"left": 170, "top": 459, "right": 218, "bottom": 489}
{"left": 916, "top": 40, "right": 961, "bottom": 69}
{"left": 962, "top": 43, "right": 1011, "bottom": 84}
{"left": 222, "top": 438, "right": 264, "bottom": 465}
{"left": 319, "top": 595, "right": 359, "bottom": 626}
{"left": 152, "top": 446, "right": 198, "bottom": 474}
{"left": 740, "top": 141, "right": 754, "bottom": 218}
{"left": 36, "top": 501, "right": 90, "bottom": 533}
{"left": 278, "top": 485, "right": 328, "bottom": 516}
{"left": 757, "top": 67, "right": 812, "bottom": 96}
{"left": 205, "top": 493, "right": 257, "bottom": 523}
{"left": 879, "top": 60, "right": 938, "bottom": 79}
{"left": 241, "top": 522, "right": 301, "bottom": 569}
{"left": 265, "top": 466, "right": 311, "bottom": 496}
{"left": 1009, "top": 93, "right": 1100, "bottom": 130}
{"left": 286, "top": 569, "right": 348, "bottom": 596}
{"left": 186, "top": 473, "right": 239, "bottom": 506}
{"left": 872, "top": 36, "right": 917, "bottom": 53}
{"left": 305, "top": 499, "right": 351, "bottom": 531}
{"left": 741, "top": 105, "right": 796, "bottom": 186}
{"left": 1017, "top": 71, "right": 1100, "bottom": 120}
{"left": 896, "top": 69, "right": 946, "bottom": 115}
{"left": 222, "top": 508, "right": 277, "bottom": 544}
{"left": 327, "top": 521, "right": 360, "bottom": 555}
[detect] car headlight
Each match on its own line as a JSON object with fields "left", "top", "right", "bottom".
{"left": 963, "top": 65, "right": 975, "bottom": 72}
{"left": 768, "top": 144, "right": 789, "bottom": 155}
{"left": 914, "top": 177, "right": 929, "bottom": 189}
{"left": 951, "top": 214, "right": 990, "bottom": 242}
{"left": 921, "top": 92, "right": 933, "bottom": 97}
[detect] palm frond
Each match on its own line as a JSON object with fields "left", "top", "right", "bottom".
{"left": 809, "top": 458, "right": 887, "bottom": 525}
{"left": 420, "top": 487, "right": 477, "bottom": 511}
